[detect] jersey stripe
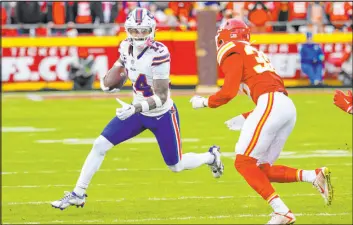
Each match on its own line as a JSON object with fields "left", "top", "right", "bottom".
{"left": 244, "top": 93, "right": 274, "bottom": 156}
{"left": 153, "top": 53, "right": 170, "bottom": 61}
{"left": 151, "top": 59, "right": 170, "bottom": 66}
{"left": 217, "top": 42, "right": 236, "bottom": 65}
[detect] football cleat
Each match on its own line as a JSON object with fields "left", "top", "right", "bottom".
{"left": 208, "top": 145, "right": 224, "bottom": 178}
{"left": 266, "top": 210, "right": 296, "bottom": 224}
{"left": 313, "top": 167, "right": 333, "bottom": 206}
{"left": 51, "top": 191, "right": 87, "bottom": 210}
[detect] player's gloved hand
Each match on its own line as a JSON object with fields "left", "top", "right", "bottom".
{"left": 225, "top": 114, "right": 246, "bottom": 131}
{"left": 100, "top": 76, "right": 120, "bottom": 93}
{"left": 334, "top": 90, "right": 353, "bottom": 114}
{"left": 190, "top": 95, "right": 208, "bottom": 109}
{"left": 116, "top": 98, "right": 136, "bottom": 120}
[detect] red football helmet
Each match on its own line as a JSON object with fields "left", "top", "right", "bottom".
{"left": 215, "top": 19, "right": 250, "bottom": 49}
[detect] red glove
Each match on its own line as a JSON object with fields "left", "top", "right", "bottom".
{"left": 334, "top": 90, "right": 353, "bottom": 114}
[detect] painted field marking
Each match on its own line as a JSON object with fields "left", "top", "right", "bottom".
{"left": 2, "top": 192, "right": 351, "bottom": 206}
{"left": 2, "top": 127, "right": 56, "bottom": 133}
{"left": 222, "top": 150, "right": 352, "bottom": 159}
{"left": 2, "top": 212, "right": 351, "bottom": 224}
{"left": 1, "top": 168, "right": 169, "bottom": 175}
{"left": 35, "top": 138, "right": 199, "bottom": 145}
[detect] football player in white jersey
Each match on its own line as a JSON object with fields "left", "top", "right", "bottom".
{"left": 51, "top": 8, "right": 224, "bottom": 210}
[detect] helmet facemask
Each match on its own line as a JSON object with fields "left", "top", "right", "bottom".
{"left": 126, "top": 27, "right": 154, "bottom": 49}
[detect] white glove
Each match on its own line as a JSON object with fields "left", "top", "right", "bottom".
{"left": 190, "top": 95, "right": 208, "bottom": 109}
{"left": 115, "top": 98, "right": 136, "bottom": 120}
{"left": 100, "top": 76, "right": 120, "bottom": 93}
{"left": 225, "top": 115, "right": 246, "bottom": 131}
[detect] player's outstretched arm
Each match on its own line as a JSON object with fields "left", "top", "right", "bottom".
{"left": 134, "top": 79, "right": 169, "bottom": 113}
{"left": 190, "top": 53, "right": 243, "bottom": 109}
{"left": 334, "top": 90, "right": 353, "bottom": 114}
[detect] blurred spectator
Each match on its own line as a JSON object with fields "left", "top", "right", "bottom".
{"left": 115, "top": 2, "right": 137, "bottom": 24}
{"left": 339, "top": 47, "right": 353, "bottom": 85}
{"left": 300, "top": 32, "right": 325, "bottom": 86}
{"left": 39, "top": 1, "right": 48, "bottom": 23}
{"left": 149, "top": 3, "right": 168, "bottom": 26}
{"left": 15, "top": 2, "right": 42, "bottom": 35}
{"left": 3, "top": 1, "right": 353, "bottom": 36}
{"left": 223, "top": 2, "right": 246, "bottom": 21}
{"left": 72, "top": 2, "right": 103, "bottom": 34}
{"left": 47, "top": 2, "right": 74, "bottom": 35}
{"left": 100, "top": 2, "right": 118, "bottom": 35}
{"left": 161, "top": 8, "right": 179, "bottom": 28}
{"left": 69, "top": 48, "right": 95, "bottom": 90}
{"left": 325, "top": 2, "right": 352, "bottom": 31}
{"left": 288, "top": 2, "right": 308, "bottom": 31}
{"left": 244, "top": 2, "right": 272, "bottom": 33}
{"left": 169, "top": 2, "right": 196, "bottom": 30}
{"left": 306, "top": 2, "right": 328, "bottom": 33}
{"left": 154, "top": 2, "right": 169, "bottom": 11}
{"left": 272, "top": 2, "right": 289, "bottom": 32}
{"left": 1, "top": 2, "right": 17, "bottom": 36}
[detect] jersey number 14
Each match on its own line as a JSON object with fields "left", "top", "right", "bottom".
{"left": 244, "top": 45, "right": 276, "bottom": 74}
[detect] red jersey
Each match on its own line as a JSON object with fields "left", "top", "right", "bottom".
{"left": 208, "top": 41, "right": 287, "bottom": 108}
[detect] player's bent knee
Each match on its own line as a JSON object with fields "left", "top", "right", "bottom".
{"left": 92, "top": 135, "right": 114, "bottom": 155}
{"left": 168, "top": 161, "right": 184, "bottom": 172}
{"left": 234, "top": 154, "right": 257, "bottom": 173}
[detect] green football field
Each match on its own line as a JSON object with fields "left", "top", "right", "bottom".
{"left": 2, "top": 89, "right": 352, "bottom": 224}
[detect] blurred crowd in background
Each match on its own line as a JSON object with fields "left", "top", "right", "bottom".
{"left": 1, "top": 1, "right": 352, "bottom": 36}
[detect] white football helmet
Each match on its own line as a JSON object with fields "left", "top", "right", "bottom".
{"left": 124, "top": 8, "right": 157, "bottom": 49}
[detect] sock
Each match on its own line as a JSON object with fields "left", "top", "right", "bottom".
{"left": 259, "top": 163, "right": 299, "bottom": 183}
{"left": 299, "top": 169, "right": 317, "bottom": 183}
{"left": 268, "top": 194, "right": 290, "bottom": 214}
{"left": 180, "top": 152, "right": 215, "bottom": 169}
{"left": 234, "top": 154, "right": 276, "bottom": 201}
{"left": 74, "top": 136, "right": 113, "bottom": 196}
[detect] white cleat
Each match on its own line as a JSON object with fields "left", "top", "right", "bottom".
{"left": 266, "top": 210, "right": 296, "bottom": 224}
{"left": 208, "top": 145, "right": 224, "bottom": 178}
{"left": 313, "top": 167, "right": 333, "bottom": 206}
{"left": 51, "top": 191, "right": 87, "bottom": 210}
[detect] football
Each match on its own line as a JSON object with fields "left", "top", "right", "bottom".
{"left": 103, "top": 65, "right": 128, "bottom": 90}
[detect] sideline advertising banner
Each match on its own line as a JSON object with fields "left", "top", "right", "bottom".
{"left": 2, "top": 32, "right": 351, "bottom": 91}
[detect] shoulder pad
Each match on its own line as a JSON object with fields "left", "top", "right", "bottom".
{"left": 118, "top": 39, "right": 131, "bottom": 55}
{"left": 217, "top": 41, "right": 237, "bottom": 65}
{"left": 150, "top": 41, "right": 170, "bottom": 55}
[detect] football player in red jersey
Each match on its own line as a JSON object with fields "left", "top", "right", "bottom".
{"left": 190, "top": 19, "right": 333, "bottom": 224}
{"left": 334, "top": 90, "right": 353, "bottom": 114}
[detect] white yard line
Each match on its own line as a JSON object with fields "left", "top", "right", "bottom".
{"left": 3, "top": 177, "right": 344, "bottom": 189}
{"left": 1, "top": 168, "right": 169, "bottom": 175}
{"left": 2, "top": 193, "right": 351, "bottom": 206}
{"left": 3, "top": 212, "right": 351, "bottom": 224}
{"left": 35, "top": 138, "right": 199, "bottom": 145}
{"left": 2, "top": 181, "right": 205, "bottom": 189}
{"left": 3, "top": 159, "right": 352, "bottom": 176}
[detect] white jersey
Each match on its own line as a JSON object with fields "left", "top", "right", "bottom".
{"left": 118, "top": 39, "right": 173, "bottom": 117}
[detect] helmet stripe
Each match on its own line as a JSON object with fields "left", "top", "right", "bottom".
{"left": 135, "top": 9, "right": 143, "bottom": 23}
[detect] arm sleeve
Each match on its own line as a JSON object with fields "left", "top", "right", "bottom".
{"left": 208, "top": 53, "right": 243, "bottom": 108}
